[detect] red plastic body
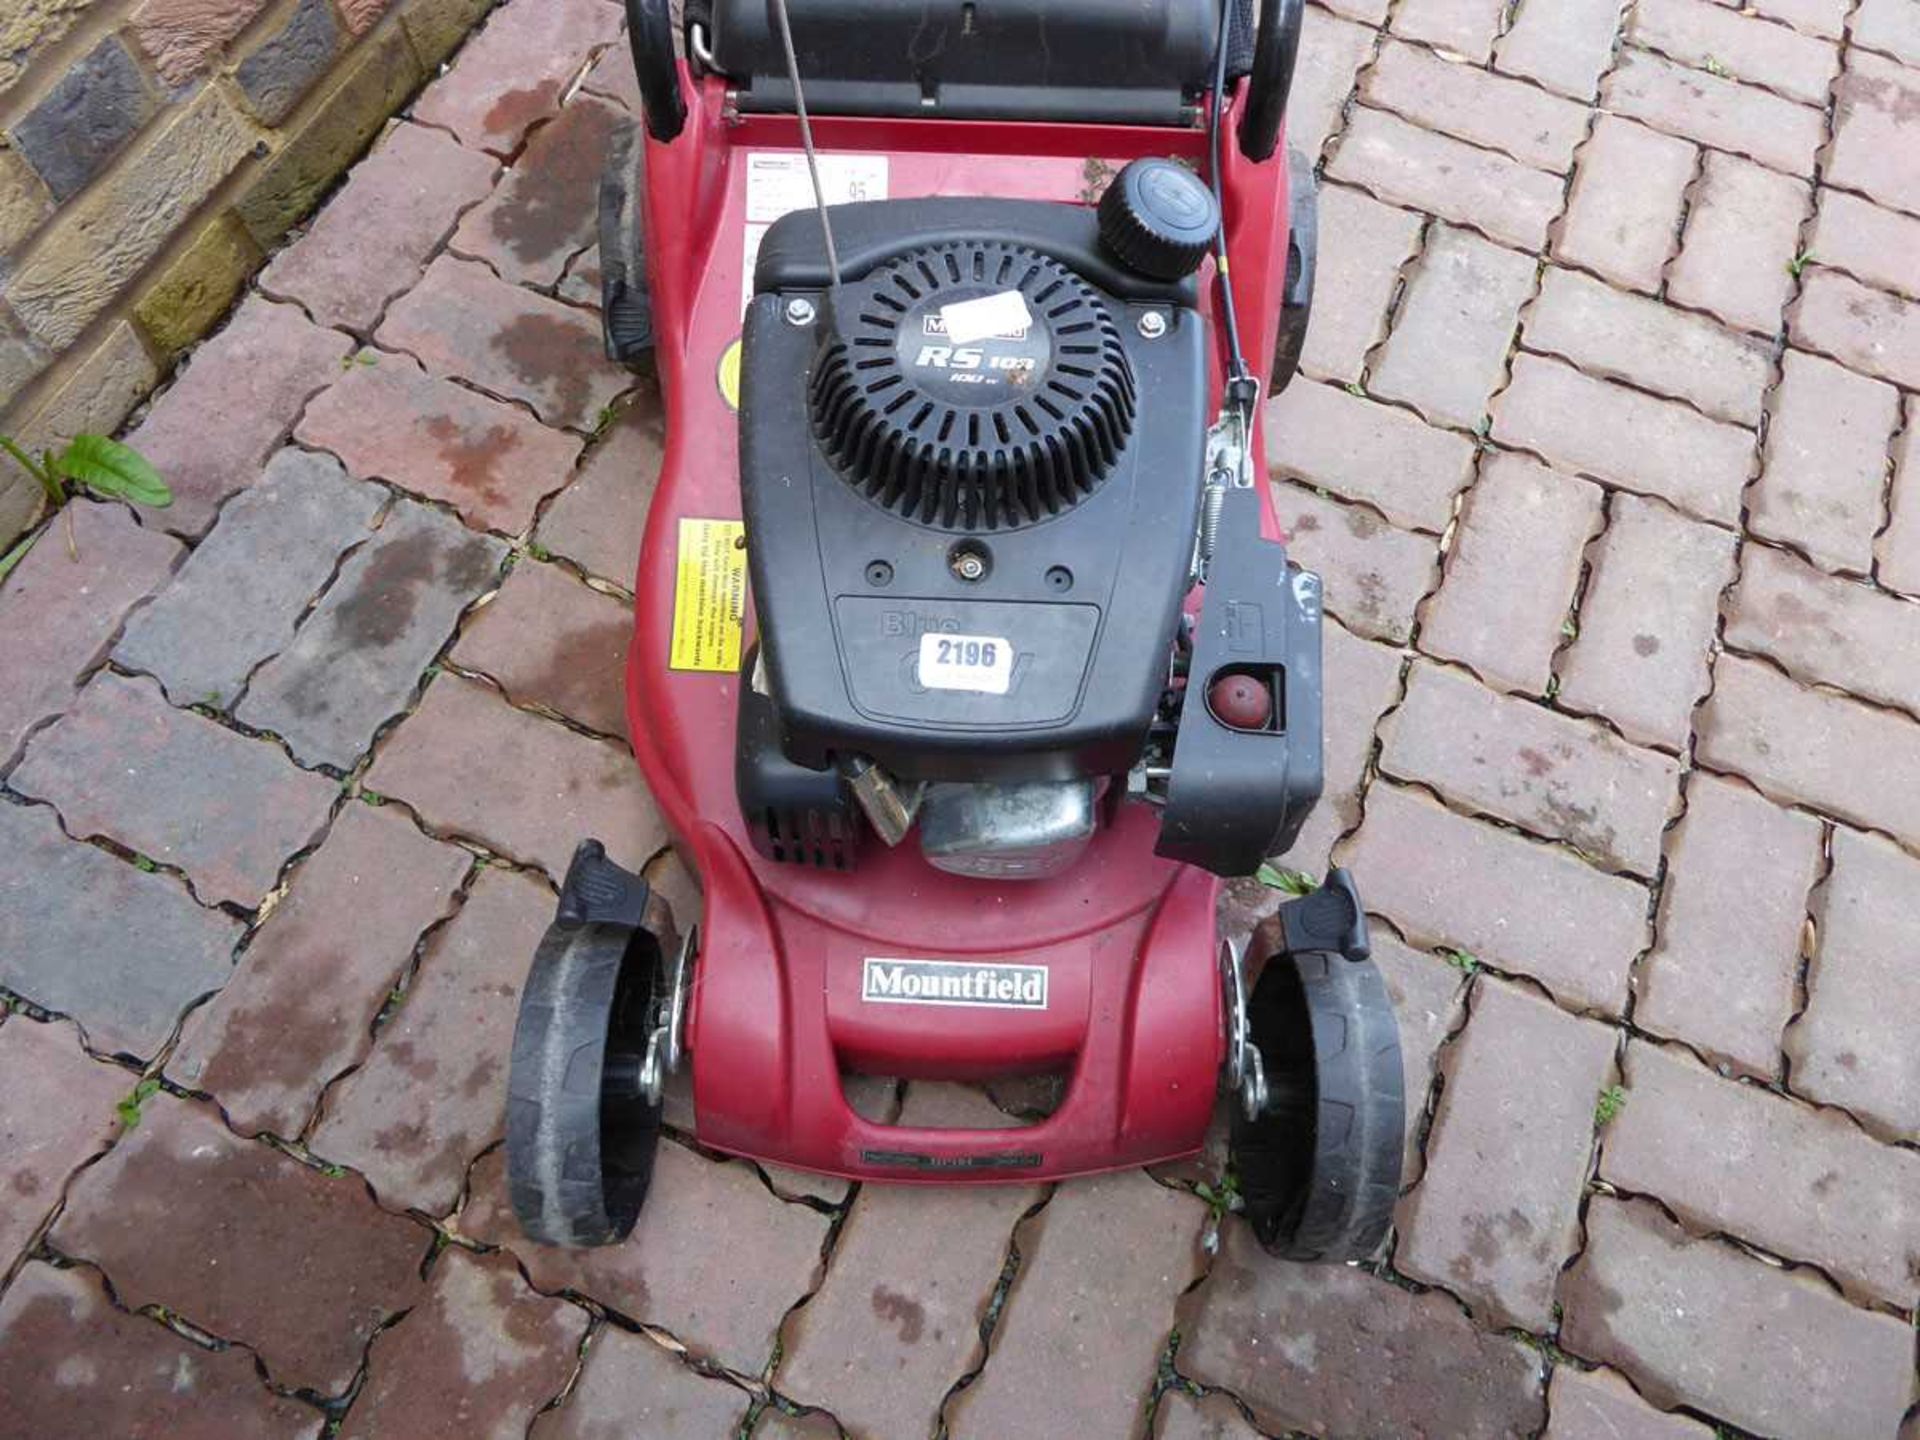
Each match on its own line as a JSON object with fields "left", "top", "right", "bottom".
{"left": 627, "top": 71, "right": 1294, "bottom": 1182}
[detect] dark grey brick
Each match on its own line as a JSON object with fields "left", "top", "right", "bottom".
{"left": 235, "top": 0, "right": 342, "bottom": 126}
{"left": 237, "top": 500, "right": 505, "bottom": 767}
{"left": 10, "top": 672, "right": 340, "bottom": 910}
{"left": 0, "top": 800, "right": 240, "bottom": 1059}
{"left": 11, "top": 38, "right": 157, "bottom": 203}
{"left": 115, "top": 449, "right": 385, "bottom": 709}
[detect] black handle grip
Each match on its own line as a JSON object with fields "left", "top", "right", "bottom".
{"left": 1237, "top": 0, "right": 1303, "bottom": 162}
{"left": 625, "top": 0, "right": 687, "bottom": 142}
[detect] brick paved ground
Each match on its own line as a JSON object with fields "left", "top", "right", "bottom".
{"left": 3, "top": 0, "right": 1920, "bottom": 1435}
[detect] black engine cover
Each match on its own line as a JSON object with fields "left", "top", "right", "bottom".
{"left": 739, "top": 200, "right": 1208, "bottom": 784}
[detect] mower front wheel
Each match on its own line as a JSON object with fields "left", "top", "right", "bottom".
{"left": 506, "top": 918, "right": 663, "bottom": 1247}
{"left": 1231, "top": 946, "right": 1404, "bottom": 1262}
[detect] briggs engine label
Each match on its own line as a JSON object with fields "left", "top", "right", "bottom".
{"left": 861, "top": 958, "right": 1049, "bottom": 1010}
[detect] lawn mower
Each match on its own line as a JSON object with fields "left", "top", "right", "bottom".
{"left": 505, "top": 0, "right": 1406, "bottom": 1264}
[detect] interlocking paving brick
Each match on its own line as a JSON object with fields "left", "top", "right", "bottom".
{"left": 1271, "top": 481, "right": 1437, "bottom": 645}
{"left": 1810, "top": 191, "right": 1920, "bottom": 300}
{"left": 1729, "top": 542, "right": 1920, "bottom": 714}
{"left": 1553, "top": 117, "right": 1696, "bottom": 295}
{"left": 460, "top": 1141, "right": 828, "bottom": 1372}
{"left": 1601, "top": 49, "right": 1825, "bottom": 176}
{"left": 0, "top": 1262, "right": 322, "bottom": 1440}
{"left": 1299, "top": 184, "right": 1423, "bottom": 385}
{"left": 1382, "top": 662, "right": 1680, "bottom": 873}
{"left": 1603, "top": 1041, "right": 1920, "bottom": 1308}
{"left": 1419, "top": 452, "right": 1602, "bottom": 695}
{"left": 1748, "top": 0, "right": 1847, "bottom": 37}
{"left": 1328, "top": 108, "right": 1567, "bottom": 253}
{"left": 410, "top": 0, "right": 624, "bottom": 156}
{"left": 377, "top": 255, "right": 631, "bottom": 431}
{"left": 1826, "top": 50, "right": 1920, "bottom": 215}
{"left": 237, "top": 499, "right": 506, "bottom": 768}
{"left": 529, "top": 1324, "right": 753, "bottom": 1438}
{"left": 0, "top": 499, "right": 181, "bottom": 766}
{"left": 780, "top": 1087, "right": 1036, "bottom": 1437}
{"left": 1491, "top": 354, "right": 1755, "bottom": 524}
{"left": 947, "top": 1170, "right": 1203, "bottom": 1440}
{"left": 1557, "top": 494, "right": 1737, "bottom": 750}
{"left": 450, "top": 561, "right": 630, "bottom": 738}
{"left": 12, "top": 671, "right": 337, "bottom": 909}
{"left": 1398, "top": 976, "right": 1615, "bottom": 1329}
{"left": 1371, "top": 932, "right": 1468, "bottom": 1181}
{"left": 1698, "top": 654, "right": 1920, "bottom": 847}
{"left": 339, "top": 1246, "right": 587, "bottom": 1440}
{"left": 1340, "top": 783, "right": 1648, "bottom": 1013}
{"left": 1287, "top": 617, "right": 1404, "bottom": 870}
{"left": 536, "top": 380, "right": 663, "bottom": 585}
{"left": 1750, "top": 350, "right": 1900, "bottom": 575}
{"left": 364, "top": 675, "right": 667, "bottom": 878}
{"left": 1178, "top": 1219, "right": 1545, "bottom": 1437}
{"left": 1560, "top": 1197, "right": 1916, "bottom": 1440}
{"left": 261, "top": 121, "right": 499, "bottom": 333}
{"left": 1543, "top": 1366, "right": 1716, "bottom": 1439}
{"left": 1883, "top": 403, "right": 1920, "bottom": 595}
{"left": 53, "top": 1093, "right": 429, "bottom": 1394}
{"left": 1790, "top": 266, "right": 1920, "bottom": 391}
{"left": 0, "top": 800, "right": 239, "bottom": 1058}
{"left": 1154, "top": 1391, "right": 1262, "bottom": 1439}
{"left": 1629, "top": 0, "right": 1838, "bottom": 102}
{"left": 1390, "top": 0, "right": 1506, "bottom": 61}
{"left": 1853, "top": 0, "right": 1920, "bottom": 65}
{"left": 1366, "top": 41, "right": 1589, "bottom": 172}
{"left": 1667, "top": 152, "right": 1811, "bottom": 334}
{"left": 1265, "top": 379, "right": 1477, "bottom": 533}
{"left": 1321, "top": 0, "right": 1389, "bottom": 24}
{"left": 1370, "top": 226, "right": 1535, "bottom": 428}
{"left": 310, "top": 867, "right": 545, "bottom": 1214}
{"left": 1286, "top": 8, "right": 1377, "bottom": 160}
{"left": 752, "top": 1409, "right": 843, "bottom": 1439}
{"left": 0, "top": 1017, "right": 130, "bottom": 1263}
{"left": 556, "top": 242, "right": 602, "bottom": 307}
{"left": 170, "top": 802, "right": 469, "bottom": 1136}
{"left": 300, "top": 351, "right": 583, "bottom": 535}
{"left": 1786, "top": 826, "right": 1920, "bottom": 1141}
{"left": 1636, "top": 774, "right": 1822, "bottom": 1079}
{"left": 124, "top": 295, "right": 354, "bottom": 537}
{"left": 452, "top": 96, "right": 628, "bottom": 287}
{"left": 1524, "top": 267, "right": 1772, "bottom": 425}
{"left": 580, "top": 37, "right": 644, "bottom": 111}
{"left": 1496, "top": 0, "right": 1634, "bottom": 99}
{"left": 114, "top": 449, "right": 384, "bottom": 709}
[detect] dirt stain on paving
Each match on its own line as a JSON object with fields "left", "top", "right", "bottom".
{"left": 427, "top": 414, "right": 521, "bottom": 515}
{"left": 492, "top": 312, "right": 597, "bottom": 430}
{"left": 871, "top": 1285, "right": 926, "bottom": 1344}
{"left": 487, "top": 104, "right": 621, "bottom": 266}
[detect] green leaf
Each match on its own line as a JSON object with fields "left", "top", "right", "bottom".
{"left": 52, "top": 434, "right": 171, "bottom": 508}
{"left": 1594, "top": 1084, "right": 1627, "bottom": 1126}
{"left": 0, "top": 530, "right": 37, "bottom": 586}
{"left": 1255, "top": 863, "right": 1315, "bottom": 896}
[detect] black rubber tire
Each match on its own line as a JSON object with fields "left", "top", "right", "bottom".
{"left": 1232, "top": 948, "right": 1404, "bottom": 1262}
{"left": 506, "top": 920, "right": 662, "bottom": 1247}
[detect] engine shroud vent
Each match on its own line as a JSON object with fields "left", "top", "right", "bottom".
{"left": 808, "top": 241, "right": 1137, "bottom": 532}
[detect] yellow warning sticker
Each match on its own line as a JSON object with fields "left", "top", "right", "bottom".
{"left": 717, "top": 337, "right": 742, "bottom": 411}
{"left": 669, "top": 517, "right": 747, "bottom": 673}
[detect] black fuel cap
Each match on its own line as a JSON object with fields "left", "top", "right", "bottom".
{"left": 1097, "top": 158, "right": 1221, "bottom": 281}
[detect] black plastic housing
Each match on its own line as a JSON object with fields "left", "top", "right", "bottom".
{"left": 739, "top": 200, "right": 1209, "bottom": 784}
{"left": 1155, "top": 483, "right": 1325, "bottom": 874}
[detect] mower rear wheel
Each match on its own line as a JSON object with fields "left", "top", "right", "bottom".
{"left": 1231, "top": 947, "right": 1404, "bottom": 1262}
{"left": 506, "top": 919, "right": 663, "bottom": 1247}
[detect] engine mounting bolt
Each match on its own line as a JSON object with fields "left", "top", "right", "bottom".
{"left": 785, "top": 297, "right": 817, "bottom": 327}
{"left": 1136, "top": 310, "right": 1168, "bottom": 340}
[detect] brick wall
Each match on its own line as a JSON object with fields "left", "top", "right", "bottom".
{"left": 0, "top": 0, "right": 499, "bottom": 540}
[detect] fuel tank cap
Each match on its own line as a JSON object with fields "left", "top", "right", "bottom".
{"left": 1097, "top": 158, "right": 1221, "bottom": 281}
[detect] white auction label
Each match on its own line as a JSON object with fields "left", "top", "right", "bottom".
{"left": 918, "top": 632, "right": 1014, "bottom": 695}
{"left": 937, "top": 289, "right": 1033, "bottom": 345}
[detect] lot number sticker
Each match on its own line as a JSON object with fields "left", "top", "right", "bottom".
{"left": 918, "top": 632, "right": 1013, "bottom": 694}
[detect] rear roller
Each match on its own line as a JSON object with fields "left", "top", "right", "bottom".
{"left": 506, "top": 843, "right": 668, "bottom": 1247}
{"left": 1226, "top": 871, "right": 1405, "bottom": 1262}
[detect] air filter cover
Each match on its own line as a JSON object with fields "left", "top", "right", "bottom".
{"left": 808, "top": 241, "right": 1136, "bottom": 532}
